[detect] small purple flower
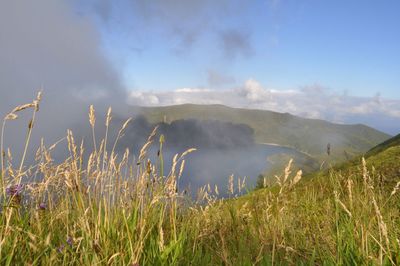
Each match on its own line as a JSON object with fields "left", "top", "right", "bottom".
{"left": 39, "top": 202, "right": 47, "bottom": 210}
{"left": 57, "top": 237, "right": 74, "bottom": 254}
{"left": 66, "top": 237, "right": 73, "bottom": 247}
{"left": 6, "top": 184, "right": 23, "bottom": 197}
{"left": 57, "top": 244, "right": 65, "bottom": 253}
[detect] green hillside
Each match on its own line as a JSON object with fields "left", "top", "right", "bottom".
{"left": 309, "top": 132, "right": 400, "bottom": 189}
{"left": 247, "top": 128, "right": 400, "bottom": 198}
{"left": 138, "top": 104, "right": 390, "bottom": 160}
{"left": 208, "top": 131, "right": 400, "bottom": 264}
{"left": 366, "top": 133, "right": 400, "bottom": 157}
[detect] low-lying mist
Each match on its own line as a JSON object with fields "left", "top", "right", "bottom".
{"left": 2, "top": 98, "right": 299, "bottom": 198}
{"left": 109, "top": 116, "right": 299, "bottom": 197}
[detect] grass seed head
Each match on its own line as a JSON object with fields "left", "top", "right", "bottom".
{"left": 390, "top": 181, "right": 400, "bottom": 196}
{"left": 12, "top": 103, "right": 35, "bottom": 113}
{"left": 105, "top": 107, "right": 112, "bottom": 127}
{"left": 290, "top": 170, "right": 302, "bottom": 188}
{"left": 89, "top": 105, "right": 96, "bottom": 127}
{"left": 5, "top": 113, "right": 18, "bottom": 120}
{"left": 228, "top": 174, "right": 234, "bottom": 195}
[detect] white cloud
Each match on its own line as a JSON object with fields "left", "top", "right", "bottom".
{"left": 239, "top": 78, "right": 271, "bottom": 102}
{"left": 175, "top": 88, "right": 211, "bottom": 93}
{"left": 129, "top": 91, "right": 160, "bottom": 105}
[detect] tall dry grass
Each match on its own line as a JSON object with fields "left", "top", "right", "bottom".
{"left": 0, "top": 94, "right": 399, "bottom": 265}
{"left": 0, "top": 94, "right": 196, "bottom": 265}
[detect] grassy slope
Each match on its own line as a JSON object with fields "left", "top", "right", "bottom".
{"left": 214, "top": 130, "right": 400, "bottom": 264}
{"left": 255, "top": 129, "right": 400, "bottom": 198}
{"left": 366, "top": 133, "right": 400, "bottom": 157}
{"left": 1, "top": 140, "right": 399, "bottom": 264}
{"left": 313, "top": 132, "right": 400, "bottom": 187}
{"left": 139, "top": 104, "right": 390, "bottom": 160}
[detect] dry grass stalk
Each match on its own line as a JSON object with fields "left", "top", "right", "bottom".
{"left": 214, "top": 184, "right": 219, "bottom": 195}
{"left": 89, "top": 105, "right": 96, "bottom": 127}
{"left": 2, "top": 93, "right": 42, "bottom": 195}
{"left": 11, "top": 103, "right": 36, "bottom": 113}
{"left": 88, "top": 105, "right": 97, "bottom": 154}
{"left": 105, "top": 107, "right": 112, "bottom": 127}
{"left": 334, "top": 190, "right": 352, "bottom": 218}
{"left": 275, "top": 159, "right": 293, "bottom": 190}
{"left": 347, "top": 178, "right": 354, "bottom": 209}
{"left": 138, "top": 126, "right": 158, "bottom": 162}
{"left": 283, "top": 159, "right": 293, "bottom": 184}
{"left": 290, "top": 170, "right": 302, "bottom": 188}
{"left": 390, "top": 181, "right": 400, "bottom": 197}
{"left": 111, "top": 117, "right": 133, "bottom": 155}
{"left": 371, "top": 195, "right": 391, "bottom": 258}
{"left": 228, "top": 174, "right": 234, "bottom": 195}
{"left": 241, "top": 176, "right": 246, "bottom": 192}
{"left": 159, "top": 225, "right": 165, "bottom": 251}
{"left": 362, "top": 157, "right": 369, "bottom": 189}
{"left": 181, "top": 148, "right": 196, "bottom": 158}
{"left": 178, "top": 160, "right": 185, "bottom": 179}
{"left": 17, "top": 92, "right": 43, "bottom": 181}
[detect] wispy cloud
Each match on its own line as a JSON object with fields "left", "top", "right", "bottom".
{"left": 220, "top": 29, "right": 254, "bottom": 59}
{"left": 87, "top": 0, "right": 254, "bottom": 59}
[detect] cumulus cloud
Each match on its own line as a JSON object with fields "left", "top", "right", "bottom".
{"left": 127, "top": 79, "right": 400, "bottom": 134}
{"left": 239, "top": 79, "right": 271, "bottom": 102}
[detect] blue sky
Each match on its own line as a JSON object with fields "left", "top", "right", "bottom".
{"left": 79, "top": 0, "right": 400, "bottom": 98}
{"left": 1, "top": 0, "right": 399, "bottom": 134}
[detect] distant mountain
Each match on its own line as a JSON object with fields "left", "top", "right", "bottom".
{"left": 136, "top": 104, "right": 391, "bottom": 161}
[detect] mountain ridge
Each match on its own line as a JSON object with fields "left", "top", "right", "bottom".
{"left": 135, "top": 103, "right": 391, "bottom": 161}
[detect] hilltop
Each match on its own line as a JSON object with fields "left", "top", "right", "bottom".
{"left": 137, "top": 104, "right": 390, "bottom": 161}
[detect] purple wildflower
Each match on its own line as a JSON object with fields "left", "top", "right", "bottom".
{"left": 57, "top": 237, "right": 73, "bottom": 253}
{"left": 57, "top": 244, "right": 65, "bottom": 253}
{"left": 66, "top": 237, "right": 73, "bottom": 247}
{"left": 6, "top": 184, "right": 23, "bottom": 197}
{"left": 39, "top": 202, "right": 47, "bottom": 210}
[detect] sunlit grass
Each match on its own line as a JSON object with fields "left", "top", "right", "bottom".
{"left": 0, "top": 95, "right": 399, "bottom": 265}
